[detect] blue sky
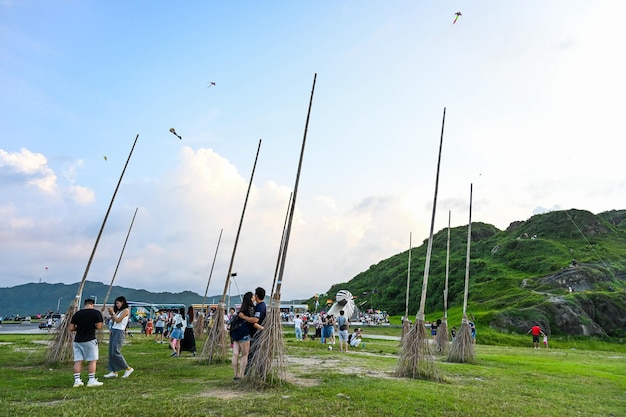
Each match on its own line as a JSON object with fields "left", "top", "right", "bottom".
{"left": 2, "top": 1, "right": 625, "bottom": 304}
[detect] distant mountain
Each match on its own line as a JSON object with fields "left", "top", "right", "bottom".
{"left": 0, "top": 281, "right": 223, "bottom": 317}
{"left": 321, "top": 209, "right": 626, "bottom": 337}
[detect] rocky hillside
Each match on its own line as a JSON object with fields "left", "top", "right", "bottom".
{"left": 322, "top": 209, "right": 626, "bottom": 338}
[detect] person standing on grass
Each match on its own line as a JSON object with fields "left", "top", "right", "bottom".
{"left": 104, "top": 296, "right": 134, "bottom": 379}
{"left": 470, "top": 321, "right": 476, "bottom": 344}
{"left": 337, "top": 310, "right": 350, "bottom": 352}
{"left": 70, "top": 298, "right": 104, "bottom": 388}
{"left": 293, "top": 314, "right": 303, "bottom": 341}
{"left": 328, "top": 314, "right": 336, "bottom": 345}
{"left": 240, "top": 287, "right": 267, "bottom": 375}
{"left": 145, "top": 319, "right": 153, "bottom": 337}
{"left": 302, "top": 317, "right": 309, "bottom": 340}
{"left": 154, "top": 310, "right": 166, "bottom": 343}
{"left": 169, "top": 307, "right": 186, "bottom": 357}
{"left": 527, "top": 324, "right": 543, "bottom": 349}
{"left": 180, "top": 305, "right": 196, "bottom": 356}
{"left": 231, "top": 292, "right": 255, "bottom": 380}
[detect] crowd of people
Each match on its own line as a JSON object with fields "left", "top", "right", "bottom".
{"left": 69, "top": 287, "right": 269, "bottom": 387}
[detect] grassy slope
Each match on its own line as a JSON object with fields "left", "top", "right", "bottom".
{"left": 321, "top": 210, "right": 626, "bottom": 338}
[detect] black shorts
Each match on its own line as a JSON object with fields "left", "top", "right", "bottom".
{"left": 155, "top": 326, "right": 164, "bottom": 334}
{"left": 532, "top": 335, "right": 539, "bottom": 343}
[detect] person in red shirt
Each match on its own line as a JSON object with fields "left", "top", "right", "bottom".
{"left": 527, "top": 325, "right": 544, "bottom": 349}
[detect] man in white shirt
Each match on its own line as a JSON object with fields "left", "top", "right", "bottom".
{"left": 293, "top": 314, "right": 303, "bottom": 341}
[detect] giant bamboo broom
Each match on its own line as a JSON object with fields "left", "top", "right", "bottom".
{"left": 46, "top": 134, "right": 139, "bottom": 364}
{"left": 435, "top": 210, "right": 451, "bottom": 354}
{"left": 97, "top": 206, "right": 139, "bottom": 344}
{"left": 198, "top": 139, "right": 261, "bottom": 364}
{"left": 246, "top": 74, "right": 317, "bottom": 386}
{"left": 395, "top": 109, "right": 446, "bottom": 381}
{"left": 448, "top": 184, "right": 476, "bottom": 363}
{"left": 196, "top": 229, "right": 223, "bottom": 338}
{"left": 401, "top": 232, "right": 412, "bottom": 342}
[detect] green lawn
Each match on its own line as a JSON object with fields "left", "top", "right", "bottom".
{"left": 0, "top": 332, "right": 624, "bottom": 417}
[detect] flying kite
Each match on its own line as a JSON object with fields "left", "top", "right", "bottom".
{"left": 453, "top": 11, "right": 462, "bottom": 24}
{"left": 207, "top": 82, "right": 216, "bottom": 88}
{"left": 169, "top": 128, "right": 182, "bottom": 140}
{"left": 103, "top": 156, "right": 108, "bottom": 161}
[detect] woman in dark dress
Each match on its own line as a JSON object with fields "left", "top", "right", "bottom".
{"left": 180, "top": 305, "right": 197, "bottom": 356}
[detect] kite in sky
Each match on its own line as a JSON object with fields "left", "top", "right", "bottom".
{"left": 453, "top": 11, "right": 462, "bottom": 24}
{"left": 207, "top": 82, "right": 216, "bottom": 88}
{"left": 103, "top": 156, "right": 107, "bottom": 161}
{"left": 169, "top": 128, "right": 182, "bottom": 140}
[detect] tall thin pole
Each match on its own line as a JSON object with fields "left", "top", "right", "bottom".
{"left": 202, "top": 228, "right": 223, "bottom": 311}
{"left": 444, "top": 210, "right": 451, "bottom": 319}
{"left": 220, "top": 139, "right": 262, "bottom": 304}
{"left": 271, "top": 193, "right": 293, "bottom": 299}
{"left": 462, "top": 184, "right": 473, "bottom": 315}
{"left": 404, "top": 232, "right": 412, "bottom": 320}
{"left": 101, "top": 206, "right": 139, "bottom": 312}
{"left": 75, "top": 134, "right": 139, "bottom": 306}
{"left": 46, "top": 134, "right": 139, "bottom": 364}
{"left": 274, "top": 73, "right": 317, "bottom": 299}
{"left": 417, "top": 108, "right": 446, "bottom": 320}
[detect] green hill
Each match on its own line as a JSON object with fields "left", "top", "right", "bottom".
{"left": 321, "top": 209, "right": 626, "bottom": 338}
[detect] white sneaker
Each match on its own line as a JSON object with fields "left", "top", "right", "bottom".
{"left": 122, "top": 368, "right": 134, "bottom": 378}
{"left": 103, "top": 371, "right": 118, "bottom": 378}
{"left": 73, "top": 380, "right": 84, "bottom": 388}
{"left": 87, "top": 379, "right": 103, "bottom": 387}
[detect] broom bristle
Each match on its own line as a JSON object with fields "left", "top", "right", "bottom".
{"left": 193, "top": 312, "right": 205, "bottom": 337}
{"left": 400, "top": 318, "right": 411, "bottom": 347}
{"left": 45, "top": 301, "right": 79, "bottom": 364}
{"left": 395, "top": 318, "right": 440, "bottom": 381}
{"left": 447, "top": 320, "right": 476, "bottom": 363}
{"left": 198, "top": 304, "right": 228, "bottom": 364}
{"left": 243, "top": 296, "right": 286, "bottom": 386}
{"left": 435, "top": 319, "right": 449, "bottom": 355}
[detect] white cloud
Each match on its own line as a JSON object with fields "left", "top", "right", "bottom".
{"left": 66, "top": 185, "right": 95, "bottom": 205}
{"left": 0, "top": 148, "right": 57, "bottom": 193}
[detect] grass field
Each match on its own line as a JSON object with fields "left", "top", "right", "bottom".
{"left": 0, "top": 331, "right": 624, "bottom": 417}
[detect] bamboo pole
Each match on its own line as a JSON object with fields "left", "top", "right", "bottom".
{"left": 395, "top": 109, "right": 446, "bottom": 380}
{"left": 199, "top": 139, "right": 262, "bottom": 364}
{"left": 270, "top": 193, "right": 293, "bottom": 300}
{"left": 401, "top": 232, "right": 412, "bottom": 341}
{"left": 448, "top": 184, "right": 476, "bottom": 363}
{"left": 435, "top": 210, "right": 451, "bottom": 353}
{"left": 97, "top": 206, "right": 139, "bottom": 343}
{"left": 101, "top": 207, "right": 139, "bottom": 312}
{"left": 246, "top": 74, "right": 317, "bottom": 386}
{"left": 196, "top": 229, "right": 223, "bottom": 337}
{"left": 46, "top": 134, "right": 139, "bottom": 364}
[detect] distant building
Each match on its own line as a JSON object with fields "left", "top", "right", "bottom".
{"left": 280, "top": 304, "right": 308, "bottom": 314}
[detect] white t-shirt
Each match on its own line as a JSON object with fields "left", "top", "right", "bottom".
{"left": 293, "top": 317, "right": 303, "bottom": 329}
